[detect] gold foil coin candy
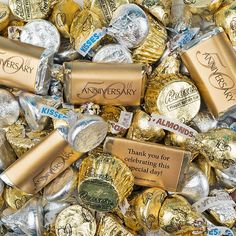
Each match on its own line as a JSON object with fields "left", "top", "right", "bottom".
{"left": 132, "top": 13, "right": 167, "bottom": 64}
{"left": 0, "top": 3, "right": 10, "bottom": 32}
{"left": 78, "top": 152, "right": 134, "bottom": 212}
{"left": 135, "top": 0, "right": 172, "bottom": 25}
{"left": 55, "top": 205, "right": 97, "bottom": 236}
{"left": 159, "top": 195, "right": 206, "bottom": 234}
{"left": 9, "top": 0, "right": 52, "bottom": 21}
{"left": 215, "top": 2, "right": 236, "bottom": 46}
{"left": 134, "top": 188, "right": 168, "bottom": 231}
{"left": 144, "top": 74, "right": 201, "bottom": 123}
{"left": 127, "top": 110, "right": 165, "bottom": 142}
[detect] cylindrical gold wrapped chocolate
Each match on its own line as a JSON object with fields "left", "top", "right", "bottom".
{"left": 144, "top": 74, "right": 201, "bottom": 123}
{"left": 1, "top": 130, "right": 82, "bottom": 194}
{"left": 132, "top": 13, "right": 167, "bottom": 64}
{"left": 64, "top": 62, "right": 145, "bottom": 106}
{"left": 181, "top": 28, "right": 236, "bottom": 119}
{"left": 78, "top": 152, "right": 134, "bottom": 212}
{"left": 0, "top": 3, "right": 10, "bottom": 32}
{"left": 127, "top": 110, "right": 165, "bottom": 142}
{"left": 0, "top": 36, "right": 51, "bottom": 95}
{"left": 135, "top": 0, "right": 172, "bottom": 25}
{"left": 134, "top": 188, "right": 167, "bottom": 231}
{"left": 50, "top": 0, "right": 81, "bottom": 38}
{"left": 215, "top": 2, "right": 236, "bottom": 46}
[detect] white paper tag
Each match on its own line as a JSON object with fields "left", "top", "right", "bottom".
{"left": 149, "top": 114, "right": 198, "bottom": 138}
{"left": 207, "top": 227, "right": 234, "bottom": 236}
{"left": 78, "top": 28, "right": 107, "bottom": 56}
{"left": 40, "top": 105, "right": 68, "bottom": 121}
{"left": 118, "top": 198, "right": 130, "bottom": 215}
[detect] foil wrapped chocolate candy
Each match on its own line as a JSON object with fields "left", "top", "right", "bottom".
{"left": 0, "top": 3, "right": 10, "bottom": 32}
{"left": 215, "top": 168, "right": 236, "bottom": 188}
{"left": 55, "top": 205, "right": 97, "bottom": 236}
{"left": 145, "top": 74, "right": 201, "bottom": 123}
{"left": 108, "top": 4, "right": 149, "bottom": 49}
{"left": 78, "top": 152, "right": 134, "bottom": 212}
{"left": 164, "top": 132, "right": 187, "bottom": 147}
{"left": 127, "top": 110, "right": 165, "bottom": 142}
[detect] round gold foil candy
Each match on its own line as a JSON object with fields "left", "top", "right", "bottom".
{"left": 215, "top": 2, "right": 236, "bottom": 46}
{"left": 70, "top": 9, "right": 102, "bottom": 50}
{"left": 9, "top": 0, "right": 52, "bottom": 21}
{"left": 144, "top": 74, "right": 201, "bottom": 123}
{"left": 164, "top": 132, "right": 187, "bottom": 147}
{"left": 127, "top": 110, "right": 165, "bottom": 142}
{"left": 3, "top": 186, "right": 33, "bottom": 210}
{"left": 135, "top": 0, "right": 172, "bottom": 25}
{"left": 159, "top": 195, "right": 206, "bottom": 235}
{"left": 55, "top": 205, "right": 97, "bottom": 236}
{"left": 132, "top": 13, "right": 167, "bottom": 64}
{"left": 134, "top": 188, "right": 167, "bottom": 231}
{"left": 50, "top": 0, "right": 81, "bottom": 38}
{"left": 100, "top": 105, "right": 127, "bottom": 137}
{"left": 78, "top": 153, "right": 134, "bottom": 212}
{"left": 0, "top": 3, "right": 10, "bottom": 32}
{"left": 97, "top": 214, "right": 137, "bottom": 236}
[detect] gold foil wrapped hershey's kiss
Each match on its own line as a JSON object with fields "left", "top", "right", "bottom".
{"left": 132, "top": 13, "right": 167, "bottom": 65}
{"left": 144, "top": 74, "right": 201, "bottom": 123}
{"left": 135, "top": 0, "right": 172, "bottom": 25}
{"left": 55, "top": 205, "right": 97, "bottom": 236}
{"left": 9, "top": 0, "right": 52, "bottom": 21}
{"left": 127, "top": 110, "right": 165, "bottom": 142}
{"left": 215, "top": 2, "right": 236, "bottom": 46}
{"left": 78, "top": 152, "right": 134, "bottom": 212}
{"left": 0, "top": 3, "right": 10, "bottom": 32}
{"left": 159, "top": 195, "right": 206, "bottom": 235}
{"left": 50, "top": 0, "right": 81, "bottom": 38}
{"left": 134, "top": 188, "right": 167, "bottom": 231}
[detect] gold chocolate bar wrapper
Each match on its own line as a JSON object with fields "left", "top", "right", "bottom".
{"left": 181, "top": 28, "right": 236, "bottom": 119}
{"left": 1, "top": 130, "right": 82, "bottom": 194}
{"left": 64, "top": 62, "right": 145, "bottom": 106}
{"left": 103, "top": 137, "right": 191, "bottom": 192}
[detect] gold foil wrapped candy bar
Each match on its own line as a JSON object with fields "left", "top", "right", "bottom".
{"left": 132, "top": 13, "right": 167, "bottom": 64}
{"left": 134, "top": 188, "right": 167, "bottom": 231}
{"left": 144, "top": 74, "right": 201, "bottom": 123}
{"left": 127, "top": 110, "right": 165, "bottom": 142}
{"left": 55, "top": 205, "right": 97, "bottom": 236}
{"left": 159, "top": 195, "right": 205, "bottom": 235}
{"left": 135, "top": 0, "right": 172, "bottom": 25}
{"left": 0, "top": 3, "right": 10, "bottom": 32}
{"left": 78, "top": 152, "right": 134, "bottom": 212}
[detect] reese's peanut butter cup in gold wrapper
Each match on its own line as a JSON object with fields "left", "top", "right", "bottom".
{"left": 0, "top": 3, "right": 10, "bottom": 32}
{"left": 134, "top": 188, "right": 167, "bottom": 231}
{"left": 50, "top": 0, "right": 81, "bottom": 38}
{"left": 97, "top": 214, "right": 137, "bottom": 236}
{"left": 9, "top": 0, "right": 53, "bottom": 21}
{"left": 132, "top": 13, "right": 167, "bottom": 65}
{"left": 127, "top": 110, "right": 165, "bottom": 142}
{"left": 78, "top": 152, "right": 134, "bottom": 212}
{"left": 215, "top": 2, "right": 236, "bottom": 46}
{"left": 144, "top": 74, "right": 201, "bottom": 123}
{"left": 135, "top": 0, "right": 172, "bottom": 25}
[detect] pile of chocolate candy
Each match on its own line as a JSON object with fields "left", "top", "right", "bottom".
{"left": 0, "top": 0, "right": 235, "bottom": 235}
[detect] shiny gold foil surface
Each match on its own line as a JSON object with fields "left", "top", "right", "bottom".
{"left": 78, "top": 153, "right": 134, "bottom": 212}
{"left": 132, "top": 13, "right": 167, "bottom": 64}
{"left": 55, "top": 205, "right": 97, "bottom": 236}
{"left": 134, "top": 188, "right": 167, "bottom": 231}
{"left": 50, "top": 0, "right": 81, "bottom": 38}
{"left": 9, "top": 0, "right": 52, "bottom": 21}
{"left": 90, "top": 0, "right": 130, "bottom": 25}
{"left": 3, "top": 186, "right": 32, "bottom": 210}
{"left": 127, "top": 110, "right": 165, "bottom": 142}
{"left": 70, "top": 9, "right": 102, "bottom": 50}
{"left": 164, "top": 132, "right": 187, "bottom": 147}
{"left": 0, "top": 3, "right": 10, "bottom": 32}
{"left": 97, "top": 214, "right": 136, "bottom": 236}
{"left": 0, "top": 19, "right": 25, "bottom": 38}
{"left": 215, "top": 2, "right": 236, "bottom": 46}
{"left": 159, "top": 195, "right": 205, "bottom": 234}
{"left": 135, "top": 0, "right": 172, "bottom": 25}
{"left": 144, "top": 74, "right": 201, "bottom": 123}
